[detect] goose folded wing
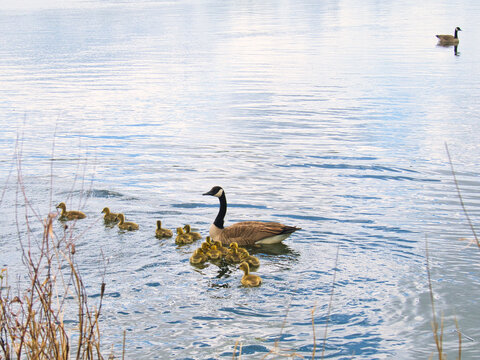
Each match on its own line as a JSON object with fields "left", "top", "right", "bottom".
{"left": 221, "top": 221, "right": 296, "bottom": 246}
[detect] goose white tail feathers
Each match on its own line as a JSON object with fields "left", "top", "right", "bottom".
{"left": 203, "top": 186, "right": 301, "bottom": 246}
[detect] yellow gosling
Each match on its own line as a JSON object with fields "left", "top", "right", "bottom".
{"left": 206, "top": 245, "right": 222, "bottom": 261}
{"left": 190, "top": 248, "right": 208, "bottom": 265}
{"left": 156, "top": 220, "right": 173, "bottom": 238}
{"left": 230, "top": 242, "right": 249, "bottom": 260}
{"left": 213, "top": 240, "right": 228, "bottom": 256}
{"left": 176, "top": 227, "right": 192, "bottom": 245}
{"left": 205, "top": 236, "right": 213, "bottom": 247}
{"left": 245, "top": 255, "right": 260, "bottom": 268}
{"left": 56, "top": 202, "right": 86, "bottom": 220}
{"left": 239, "top": 262, "right": 262, "bottom": 287}
{"left": 226, "top": 242, "right": 243, "bottom": 264}
{"left": 101, "top": 207, "right": 119, "bottom": 223}
{"left": 117, "top": 213, "right": 139, "bottom": 231}
{"left": 199, "top": 236, "right": 213, "bottom": 251}
{"left": 201, "top": 242, "right": 211, "bottom": 253}
{"left": 183, "top": 224, "right": 202, "bottom": 241}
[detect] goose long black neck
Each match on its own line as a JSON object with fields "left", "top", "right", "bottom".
{"left": 214, "top": 192, "right": 227, "bottom": 229}
{"left": 455, "top": 28, "right": 459, "bottom": 38}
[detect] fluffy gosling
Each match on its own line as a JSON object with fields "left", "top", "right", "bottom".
{"left": 156, "top": 220, "right": 173, "bottom": 238}
{"left": 117, "top": 213, "right": 139, "bottom": 231}
{"left": 239, "top": 262, "right": 262, "bottom": 287}
{"left": 56, "top": 202, "right": 86, "bottom": 220}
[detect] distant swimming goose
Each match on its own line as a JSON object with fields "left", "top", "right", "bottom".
{"left": 436, "top": 27, "right": 462, "bottom": 44}
{"left": 101, "top": 207, "right": 119, "bottom": 223}
{"left": 203, "top": 186, "right": 300, "bottom": 246}
{"left": 156, "top": 220, "right": 173, "bottom": 238}
{"left": 183, "top": 224, "right": 202, "bottom": 241}
{"left": 239, "top": 262, "right": 262, "bottom": 287}
{"left": 117, "top": 213, "right": 139, "bottom": 231}
{"left": 56, "top": 202, "right": 86, "bottom": 220}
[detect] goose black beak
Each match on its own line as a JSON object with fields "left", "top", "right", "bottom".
{"left": 203, "top": 186, "right": 223, "bottom": 196}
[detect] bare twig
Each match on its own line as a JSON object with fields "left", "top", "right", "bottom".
{"left": 425, "top": 235, "right": 444, "bottom": 360}
{"left": 445, "top": 143, "right": 480, "bottom": 248}
{"left": 321, "top": 245, "right": 340, "bottom": 359}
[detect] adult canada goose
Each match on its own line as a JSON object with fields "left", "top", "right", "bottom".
{"left": 436, "top": 27, "right": 462, "bottom": 45}
{"left": 203, "top": 186, "right": 301, "bottom": 246}
{"left": 156, "top": 220, "right": 173, "bottom": 238}
{"left": 183, "top": 224, "right": 202, "bottom": 241}
{"left": 116, "top": 213, "right": 139, "bottom": 231}
{"left": 239, "top": 262, "right": 262, "bottom": 287}
{"left": 56, "top": 202, "right": 86, "bottom": 220}
{"left": 101, "top": 207, "right": 119, "bottom": 223}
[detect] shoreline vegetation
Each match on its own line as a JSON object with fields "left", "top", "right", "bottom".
{"left": 0, "top": 137, "right": 477, "bottom": 359}
{"left": 0, "top": 137, "right": 114, "bottom": 359}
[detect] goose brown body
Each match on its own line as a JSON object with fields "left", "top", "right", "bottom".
{"left": 436, "top": 27, "right": 462, "bottom": 45}
{"left": 203, "top": 186, "right": 300, "bottom": 246}
{"left": 56, "top": 202, "right": 86, "bottom": 220}
{"left": 117, "top": 213, "right": 139, "bottom": 231}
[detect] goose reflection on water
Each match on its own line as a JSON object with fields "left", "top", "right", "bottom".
{"left": 437, "top": 42, "right": 460, "bottom": 56}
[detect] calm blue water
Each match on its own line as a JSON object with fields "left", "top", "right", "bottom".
{"left": 1, "top": 0, "right": 480, "bottom": 358}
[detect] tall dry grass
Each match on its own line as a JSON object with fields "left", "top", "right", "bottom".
{"left": 0, "top": 135, "right": 109, "bottom": 359}
{"left": 424, "top": 144, "right": 480, "bottom": 360}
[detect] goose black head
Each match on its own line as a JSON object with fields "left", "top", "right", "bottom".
{"left": 455, "top": 27, "right": 462, "bottom": 32}
{"left": 203, "top": 186, "right": 224, "bottom": 197}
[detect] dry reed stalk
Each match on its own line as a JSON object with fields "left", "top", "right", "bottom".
{"left": 425, "top": 235, "right": 446, "bottom": 360}
{"left": 0, "top": 134, "right": 108, "bottom": 360}
{"left": 261, "top": 296, "right": 305, "bottom": 359}
{"left": 454, "top": 317, "right": 462, "bottom": 360}
{"left": 311, "top": 304, "right": 316, "bottom": 360}
{"left": 445, "top": 143, "right": 480, "bottom": 248}
{"left": 320, "top": 245, "right": 340, "bottom": 359}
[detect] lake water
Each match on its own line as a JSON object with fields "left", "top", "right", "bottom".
{"left": 1, "top": 0, "right": 480, "bottom": 358}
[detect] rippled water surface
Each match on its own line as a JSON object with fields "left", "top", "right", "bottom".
{"left": 1, "top": 0, "right": 480, "bottom": 358}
